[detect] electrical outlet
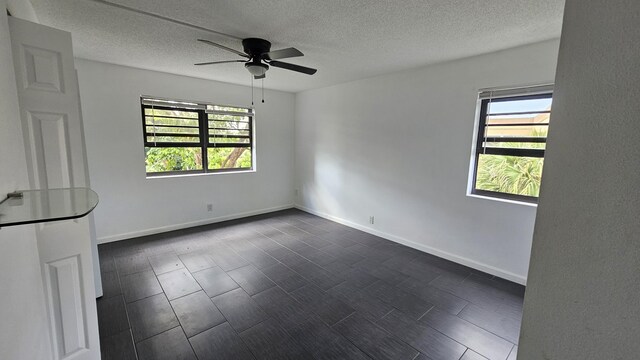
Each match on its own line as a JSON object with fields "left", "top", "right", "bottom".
{"left": 369, "top": 216, "right": 375, "bottom": 224}
{"left": 207, "top": 204, "right": 213, "bottom": 212}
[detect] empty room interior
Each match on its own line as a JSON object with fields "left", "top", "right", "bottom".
{"left": 1, "top": 0, "right": 639, "bottom": 359}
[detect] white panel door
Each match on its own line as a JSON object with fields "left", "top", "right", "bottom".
{"left": 9, "top": 16, "right": 100, "bottom": 360}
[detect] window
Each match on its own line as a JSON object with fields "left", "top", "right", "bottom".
{"left": 471, "top": 86, "right": 553, "bottom": 203}
{"left": 142, "top": 97, "right": 253, "bottom": 176}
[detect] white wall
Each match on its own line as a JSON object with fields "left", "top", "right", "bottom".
{"left": 519, "top": 0, "right": 640, "bottom": 358}
{"left": 295, "top": 40, "right": 560, "bottom": 283}
{"left": 75, "top": 59, "right": 296, "bottom": 243}
{"left": 0, "top": 5, "right": 52, "bottom": 359}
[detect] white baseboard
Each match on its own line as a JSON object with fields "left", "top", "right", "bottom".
{"left": 97, "top": 204, "right": 294, "bottom": 244}
{"left": 295, "top": 204, "right": 527, "bottom": 285}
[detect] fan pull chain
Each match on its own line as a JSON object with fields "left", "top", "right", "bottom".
{"left": 262, "top": 78, "right": 265, "bottom": 103}
{"left": 251, "top": 76, "right": 254, "bottom": 106}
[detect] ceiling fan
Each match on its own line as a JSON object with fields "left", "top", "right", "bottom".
{"left": 195, "top": 38, "right": 317, "bottom": 79}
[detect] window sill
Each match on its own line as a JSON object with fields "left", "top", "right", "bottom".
{"left": 146, "top": 169, "right": 256, "bottom": 180}
{"left": 466, "top": 193, "right": 538, "bottom": 208}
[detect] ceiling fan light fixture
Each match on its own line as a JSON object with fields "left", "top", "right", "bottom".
{"left": 245, "top": 63, "right": 268, "bottom": 76}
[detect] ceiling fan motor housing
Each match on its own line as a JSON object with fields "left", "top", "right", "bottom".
{"left": 242, "top": 38, "right": 272, "bottom": 59}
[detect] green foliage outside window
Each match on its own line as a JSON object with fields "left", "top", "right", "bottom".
{"left": 476, "top": 155, "right": 544, "bottom": 197}
{"left": 145, "top": 147, "right": 251, "bottom": 173}
{"left": 145, "top": 147, "right": 202, "bottom": 172}
{"left": 475, "top": 128, "right": 547, "bottom": 197}
{"left": 207, "top": 148, "right": 252, "bottom": 170}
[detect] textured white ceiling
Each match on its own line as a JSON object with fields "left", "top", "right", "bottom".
{"left": 29, "top": 0, "right": 565, "bottom": 92}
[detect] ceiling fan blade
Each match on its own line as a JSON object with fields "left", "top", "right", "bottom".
{"left": 194, "top": 60, "right": 246, "bottom": 66}
{"left": 254, "top": 74, "right": 266, "bottom": 80}
{"left": 265, "top": 47, "right": 304, "bottom": 60}
{"left": 269, "top": 60, "right": 317, "bottom": 75}
{"left": 197, "top": 39, "right": 249, "bottom": 58}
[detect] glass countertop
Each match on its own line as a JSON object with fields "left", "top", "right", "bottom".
{"left": 0, "top": 188, "right": 98, "bottom": 228}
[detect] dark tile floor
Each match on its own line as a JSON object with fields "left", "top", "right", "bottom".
{"left": 97, "top": 209, "right": 524, "bottom": 360}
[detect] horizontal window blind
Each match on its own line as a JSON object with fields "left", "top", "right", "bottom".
{"left": 477, "top": 92, "right": 552, "bottom": 158}
{"left": 143, "top": 105, "right": 202, "bottom": 146}
{"left": 141, "top": 98, "right": 204, "bottom": 110}
{"left": 207, "top": 105, "right": 253, "bottom": 149}
{"left": 478, "top": 84, "right": 554, "bottom": 100}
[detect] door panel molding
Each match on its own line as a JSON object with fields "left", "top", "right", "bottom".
{"left": 22, "top": 44, "right": 65, "bottom": 93}
{"left": 45, "top": 255, "right": 89, "bottom": 359}
{"left": 25, "top": 111, "right": 73, "bottom": 190}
